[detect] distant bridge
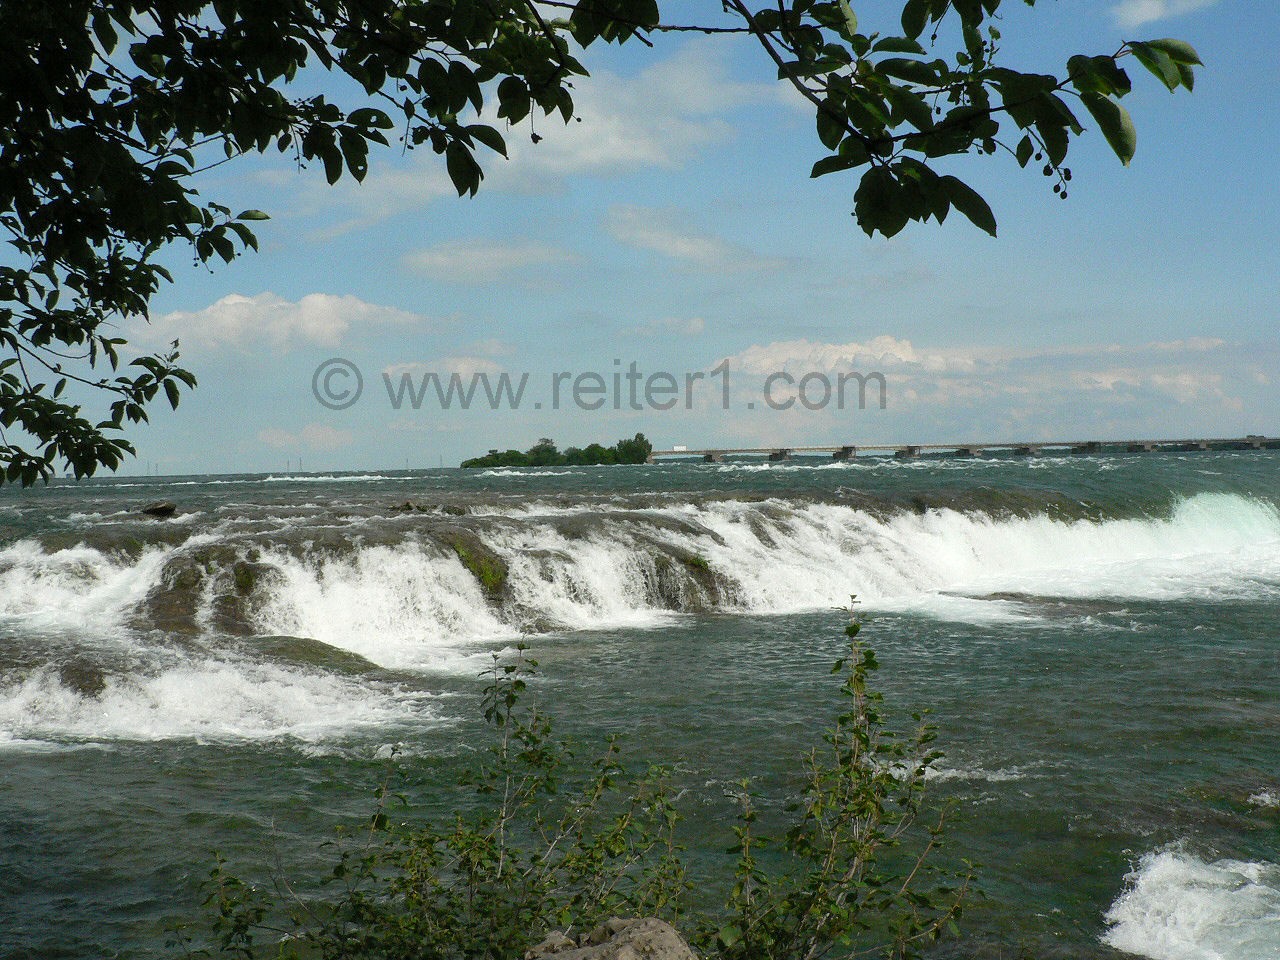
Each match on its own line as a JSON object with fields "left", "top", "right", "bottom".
{"left": 646, "top": 436, "right": 1280, "bottom": 463}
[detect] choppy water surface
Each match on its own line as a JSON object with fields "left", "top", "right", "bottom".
{"left": 1, "top": 453, "right": 1277, "bottom": 959}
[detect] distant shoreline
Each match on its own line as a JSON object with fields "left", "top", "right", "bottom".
{"left": 461, "top": 434, "right": 652, "bottom": 469}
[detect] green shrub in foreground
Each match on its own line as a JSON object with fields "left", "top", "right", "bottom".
{"left": 195, "top": 607, "right": 970, "bottom": 960}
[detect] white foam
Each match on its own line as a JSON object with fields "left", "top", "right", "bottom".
{"left": 252, "top": 542, "right": 516, "bottom": 669}
{"left": 1102, "top": 847, "right": 1280, "bottom": 960}
{"left": 0, "top": 660, "right": 433, "bottom": 748}
{"left": 1248, "top": 791, "right": 1280, "bottom": 809}
{"left": 487, "top": 526, "right": 678, "bottom": 631}
{"left": 5, "top": 492, "right": 1278, "bottom": 653}
{"left": 478, "top": 468, "right": 577, "bottom": 477}
{"left": 262, "top": 474, "right": 401, "bottom": 483}
{"left": 654, "top": 493, "right": 1280, "bottom": 619}
{"left": 0, "top": 539, "right": 172, "bottom": 636}
{"left": 212, "top": 489, "right": 1280, "bottom": 633}
{"left": 925, "top": 763, "right": 1039, "bottom": 783}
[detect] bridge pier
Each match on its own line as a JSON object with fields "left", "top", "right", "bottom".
{"left": 643, "top": 435, "right": 1277, "bottom": 464}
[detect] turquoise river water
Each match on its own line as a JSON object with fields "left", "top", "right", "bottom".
{"left": 0, "top": 453, "right": 1277, "bottom": 959}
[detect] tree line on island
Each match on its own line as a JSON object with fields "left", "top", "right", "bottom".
{"left": 461, "top": 434, "right": 653, "bottom": 468}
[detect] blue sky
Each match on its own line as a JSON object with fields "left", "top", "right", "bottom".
{"left": 117, "top": 0, "right": 1278, "bottom": 473}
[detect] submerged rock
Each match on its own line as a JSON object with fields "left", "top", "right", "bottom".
{"left": 137, "top": 545, "right": 282, "bottom": 635}
{"left": 251, "top": 635, "right": 379, "bottom": 675}
{"left": 58, "top": 660, "right": 107, "bottom": 698}
{"left": 650, "top": 548, "right": 727, "bottom": 612}
{"left": 525, "top": 918, "right": 696, "bottom": 960}
{"left": 140, "top": 500, "right": 177, "bottom": 518}
{"left": 436, "top": 528, "right": 509, "bottom": 599}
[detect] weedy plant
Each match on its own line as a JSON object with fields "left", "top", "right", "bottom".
{"left": 194, "top": 607, "right": 970, "bottom": 960}
{"left": 697, "top": 613, "right": 970, "bottom": 960}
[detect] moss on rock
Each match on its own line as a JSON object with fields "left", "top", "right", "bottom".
{"left": 438, "top": 529, "right": 509, "bottom": 599}
{"left": 649, "top": 548, "right": 725, "bottom": 612}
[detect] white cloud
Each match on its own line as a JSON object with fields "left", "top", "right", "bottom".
{"left": 149, "top": 292, "right": 423, "bottom": 351}
{"left": 490, "top": 44, "right": 796, "bottom": 192}
{"left": 606, "top": 206, "right": 789, "bottom": 273}
{"left": 728, "top": 336, "right": 971, "bottom": 373}
{"left": 269, "top": 42, "right": 797, "bottom": 234}
{"left": 1071, "top": 367, "right": 1226, "bottom": 403}
{"left": 1112, "top": 0, "right": 1221, "bottom": 28}
{"left": 622, "top": 314, "right": 707, "bottom": 338}
{"left": 716, "top": 334, "right": 1249, "bottom": 427}
{"left": 1147, "top": 337, "right": 1224, "bottom": 352}
{"left": 258, "top": 423, "right": 354, "bottom": 451}
{"left": 298, "top": 166, "right": 458, "bottom": 239}
{"left": 653, "top": 316, "right": 706, "bottom": 336}
{"left": 383, "top": 356, "right": 507, "bottom": 379}
{"left": 401, "top": 240, "right": 577, "bottom": 283}
{"left": 468, "top": 338, "right": 518, "bottom": 357}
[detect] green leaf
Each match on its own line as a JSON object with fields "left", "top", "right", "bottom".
{"left": 854, "top": 166, "right": 910, "bottom": 238}
{"left": 838, "top": 0, "right": 858, "bottom": 37}
{"left": 1081, "top": 93, "right": 1136, "bottom": 166}
{"left": 321, "top": 145, "right": 343, "bottom": 185}
{"left": 717, "top": 924, "right": 743, "bottom": 948}
{"left": 877, "top": 57, "right": 939, "bottom": 86}
{"left": 898, "top": 157, "right": 948, "bottom": 222}
{"left": 873, "top": 36, "right": 927, "bottom": 55}
{"left": 445, "top": 142, "right": 482, "bottom": 196}
{"left": 816, "top": 102, "right": 846, "bottom": 150}
{"left": 339, "top": 129, "right": 369, "bottom": 181}
{"left": 211, "top": 233, "right": 235, "bottom": 263}
{"left": 227, "top": 221, "right": 259, "bottom": 252}
{"left": 467, "top": 124, "right": 507, "bottom": 158}
{"left": 91, "top": 12, "right": 117, "bottom": 53}
{"left": 939, "top": 175, "right": 997, "bottom": 236}
{"left": 1128, "top": 41, "right": 1181, "bottom": 91}
{"left": 236, "top": 209, "right": 270, "bottom": 221}
{"left": 901, "top": 0, "right": 928, "bottom": 39}
{"left": 1147, "top": 38, "right": 1202, "bottom": 66}
{"left": 1015, "top": 134, "right": 1033, "bottom": 167}
{"left": 811, "top": 154, "right": 858, "bottom": 178}
{"left": 497, "top": 76, "right": 530, "bottom": 124}
{"left": 884, "top": 85, "right": 934, "bottom": 132}
{"left": 347, "top": 107, "right": 394, "bottom": 130}
{"left": 952, "top": 0, "right": 984, "bottom": 27}
{"left": 1069, "top": 54, "right": 1131, "bottom": 97}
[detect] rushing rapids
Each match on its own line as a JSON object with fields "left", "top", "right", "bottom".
{"left": 3, "top": 454, "right": 1279, "bottom": 960}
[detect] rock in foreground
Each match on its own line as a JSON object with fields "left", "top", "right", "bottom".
{"left": 525, "top": 918, "right": 696, "bottom": 960}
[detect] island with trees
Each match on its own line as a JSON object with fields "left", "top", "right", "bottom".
{"left": 461, "top": 434, "right": 653, "bottom": 468}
